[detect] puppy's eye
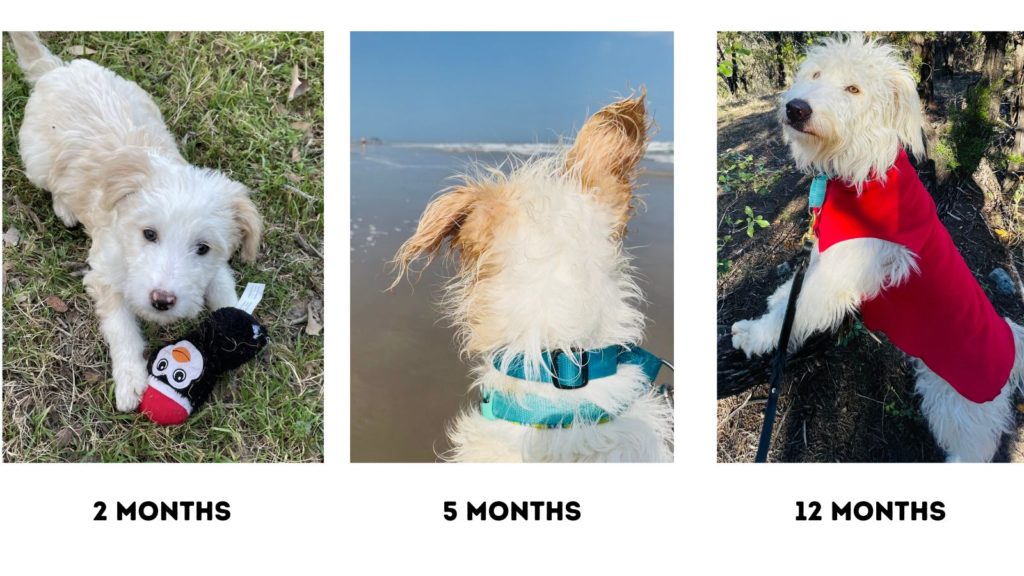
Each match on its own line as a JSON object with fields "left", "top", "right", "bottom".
{"left": 846, "top": 85, "right": 860, "bottom": 94}
{"left": 196, "top": 243, "right": 210, "bottom": 256}
{"left": 812, "top": 71, "right": 821, "bottom": 80}
{"left": 143, "top": 228, "right": 158, "bottom": 242}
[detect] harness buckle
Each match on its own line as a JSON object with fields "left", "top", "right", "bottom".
{"left": 550, "top": 348, "right": 589, "bottom": 389}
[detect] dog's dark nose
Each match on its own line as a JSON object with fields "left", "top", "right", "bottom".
{"left": 786, "top": 99, "right": 813, "bottom": 124}
{"left": 150, "top": 290, "right": 177, "bottom": 311}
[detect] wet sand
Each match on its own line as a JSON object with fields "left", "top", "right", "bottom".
{"left": 351, "top": 143, "right": 673, "bottom": 462}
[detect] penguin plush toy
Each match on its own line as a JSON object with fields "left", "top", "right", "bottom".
{"left": 139, "top": 306, "right": 269, "bottom": 426}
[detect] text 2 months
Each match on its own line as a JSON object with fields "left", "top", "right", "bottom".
{"left": 93, "top": 501, "right": 230, "bottom": 521}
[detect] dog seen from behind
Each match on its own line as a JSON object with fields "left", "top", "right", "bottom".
{"left": 393, "top": 95, "right": 673, "bottom": 462}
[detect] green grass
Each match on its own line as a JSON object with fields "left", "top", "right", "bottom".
{"left": 2, "top": 32, "right": 324, "bottom": 462}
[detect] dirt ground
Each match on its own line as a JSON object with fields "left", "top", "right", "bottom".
{"left": 717, "top": 85, "right": 1024, "bottom": 463}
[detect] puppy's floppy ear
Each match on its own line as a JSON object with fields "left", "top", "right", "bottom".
{"left": 390, "top": 186, "right": 477, "bottom": 288}
{"left": 93, "top": 147, "right": 152, "bottom": 211}
{"left": 231, "top": 188, "right": 263, "bottom": 263}
{"left": 887, "top": 64, "right": 926, "bottom": 161}
{"left": 566, "top": 92, "right": 650, "bottom": 234}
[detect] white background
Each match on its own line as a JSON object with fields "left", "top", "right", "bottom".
{"left": 2, "top": 0, "right": 1024, "bottom": 573}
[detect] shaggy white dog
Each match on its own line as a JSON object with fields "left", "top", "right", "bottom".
{"left": 9, "top": 32, "right": 263, "bottom": 412}
{"left": 393, "top": 96, "right": 673, "bottom": 462}
{"left": 732, "top": 34, "right": 1024, "bottom": 462}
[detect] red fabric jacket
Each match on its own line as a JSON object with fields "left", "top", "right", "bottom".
{"left": 815, "top": 149, "right": 1014, "bottom": 403}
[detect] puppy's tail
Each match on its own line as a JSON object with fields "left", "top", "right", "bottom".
{"left": 7, "top": 32, "right": 63, "bottom": 86}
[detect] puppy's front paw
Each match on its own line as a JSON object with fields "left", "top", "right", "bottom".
{"left": 114, "top": 364, "right": 148, "bottom": 412}
{"left": 53, "top": 202, "right": 78, "bottom": 228}
{"left": 731, "top": 319, "right": 777, "bottom": 358}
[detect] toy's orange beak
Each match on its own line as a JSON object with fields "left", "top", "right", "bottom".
{"left": 172, "top": 346, "right": 191, "bottom": 363}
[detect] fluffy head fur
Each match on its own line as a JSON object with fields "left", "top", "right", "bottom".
{"left": 780, "top": 33, "right": 926, "bottom": 186}
{"left": 106, "top": 156, "right": 261, "bottom": 324}
{"left": 393, "top": 95, "right": 649, "bottom": 368}
{"left": 15, "top": 45, "right": 262, "bottom": 326}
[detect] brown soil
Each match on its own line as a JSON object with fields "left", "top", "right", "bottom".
{"left": 717, "top": 87, "right": 1024, "bottom": 463}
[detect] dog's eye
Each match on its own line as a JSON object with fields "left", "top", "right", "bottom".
{"left": 143, "top": 228, "right": 158, "bottom": 242}
{"left": 846, "top": 85, "right": 860, "bottom": 94}
{"left": 812, "top": 71, "right": 821, "bottom": 80}
{"left": 196, "top": 243, "right": 210, "bottom": 256}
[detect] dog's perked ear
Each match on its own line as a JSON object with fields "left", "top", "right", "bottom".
{"left": 390, "top": 185, "right": 478, "bottom": 287}
{"left": 566, "top": 93, "right": 650, "bottom": 235}
{"left": 886, "top": 63, "right": 926, "bottom": 162}
{"left": 231, "top": 188, "right": 263, "bottom": 263}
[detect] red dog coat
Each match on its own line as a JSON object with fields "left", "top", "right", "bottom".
{"left": 815, "top": 149, "right": 1015, "bottom": 403}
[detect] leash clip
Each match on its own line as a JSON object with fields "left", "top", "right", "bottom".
{"left": 550, "top": 349, "right": 588, "bottom": 389}
{"left": 801, "top": 208, "right": 818, "bottom": 247}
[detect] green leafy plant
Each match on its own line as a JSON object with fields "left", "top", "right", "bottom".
{"left": 718, "top": 151, "right": 781, "bottom": 196}
{"left": 946, "top": 82, "right": 995, "bottom": 177}
{"left": 837, "top": 318, "right": 867, "bottom": 348}
{"left": 717, "top": 234, "right": 734, "bottom": 275}
{"left": 934, "top": 138, "right": 959, "bottom": 171}
{"left": 717, "top": 41, "right": 751, "bottom": 78}
{"left": 1012, "top": 183, "right": 1024, "bottom": 212}
{"left": 883, "top": 400, "right": 921, "bottom": 421}
{"left": 740, "top": 206, "right": 770, "bottom": 237}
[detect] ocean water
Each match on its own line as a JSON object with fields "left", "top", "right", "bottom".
{"left": 350, "top": 143, "right": 674, "bottom": 462}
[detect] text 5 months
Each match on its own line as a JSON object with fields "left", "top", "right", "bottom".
{"left": 443, "top": 501, "right": 581, "bottom": 521}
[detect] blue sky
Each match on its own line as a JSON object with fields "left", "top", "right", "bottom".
{"left": 351, "top": 32, "right": 673, "bottom": 143}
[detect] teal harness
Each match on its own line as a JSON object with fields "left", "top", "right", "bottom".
{"left": 480, "top": 345, "right": 666, "bottom": 428}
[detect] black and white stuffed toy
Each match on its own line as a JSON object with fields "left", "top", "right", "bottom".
{"left": 139, "top": 307, "right": 268, "bottom": 426}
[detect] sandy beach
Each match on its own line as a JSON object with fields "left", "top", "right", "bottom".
{"left": 351, "top": 142, "right": 674, "bottom": 462}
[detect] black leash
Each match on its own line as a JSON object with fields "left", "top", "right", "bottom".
{"left": 754, "top": 239, "right": 813, "bottom": 463}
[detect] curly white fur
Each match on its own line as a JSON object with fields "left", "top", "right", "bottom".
{"left": 396, "top": 95, "right": 673, "bottom": 462}
{"left": 10, "top": 32, "right": 262, "bottom": 412}
{"left": 779, "top": 33, "right": 925, "bottom": 188}
{"left": 732, "top": 33, "right": 1024, "bottom": 462}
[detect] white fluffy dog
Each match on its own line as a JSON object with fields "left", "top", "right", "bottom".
{"left": 732, "top": 34, "right": 1024, "bottom": 462}
{"left": 393, "top": 96, "right": 673, "bottom": 462}
{"left": 9, "top": 32, "right": 263, "bottom": 412}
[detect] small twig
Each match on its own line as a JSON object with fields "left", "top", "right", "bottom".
{"left": 854, "top": 392, "right": 884, "bottom": 405}
{"left": 11, "top": 194, "right": 46, "bottom": 235}
{"left": 719, "top": 391, "right": 758, "bottom": 429}
{"left": 998, "top": 243, "right": 1024, "bottom": 309}
{"left": 293, "top": 232, "right": 323, "bottom": 259}
{"left": 284, "top": 184, "right": 321, "bottom": 203}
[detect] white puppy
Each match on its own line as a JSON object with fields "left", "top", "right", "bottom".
{"left": 9, "top": 32, "right": 263, "bottom": 411}
{"left": 732, "top": 34, "right": 1024, "bottom": 462}
{"left": 393, "top": 96, "right": 673, "bottom": 462}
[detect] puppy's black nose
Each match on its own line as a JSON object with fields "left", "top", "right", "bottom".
{"left": 786, "top": 99, "right": 812, "bottom": 124}
{"left": 150, "top": 290, "right": 176, "bottom": 311}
